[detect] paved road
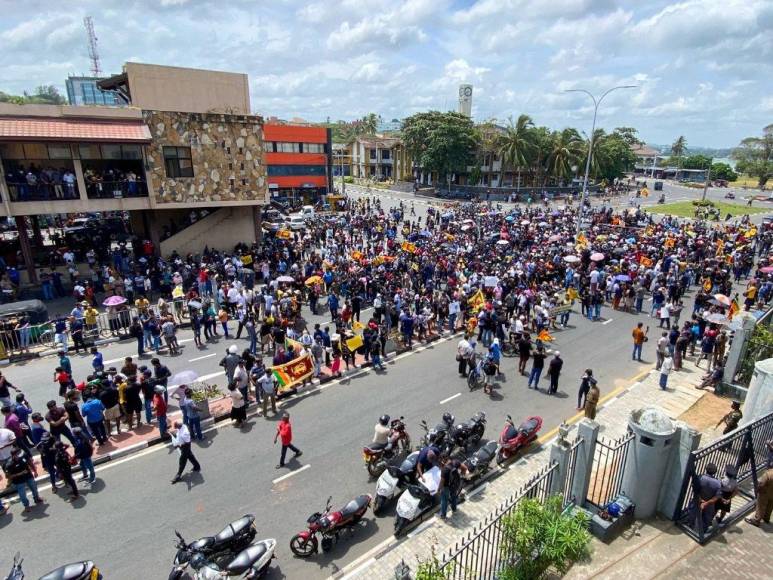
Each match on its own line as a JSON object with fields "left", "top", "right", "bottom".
{"left": 1, "top": 186, "right": 754, "bottom": 578}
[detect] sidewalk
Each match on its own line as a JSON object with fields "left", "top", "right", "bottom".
{"left": 339, "top": 359, "right": 724, "bottom": 579}
{"left": 0, "top": 329, "right": 453, "bottom": 496}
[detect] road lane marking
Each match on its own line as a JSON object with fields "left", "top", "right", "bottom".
{"left": 602, "top": 318, "right": 614, "bottom": 325}
{"left": 102, "top": 338, "right": 194, "bottom": 364}
{"left": 439, "top": 393, "right": 461, "bottom": 405}
{"left": 272, "top": 464, "right": 311, "bottom": 484}
{"left": 188, "top": 353, "right": 216, "bottom": 362}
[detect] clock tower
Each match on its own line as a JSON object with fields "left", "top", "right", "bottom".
{"left": 457, "top": 84, "right": 473, "bottom": 117}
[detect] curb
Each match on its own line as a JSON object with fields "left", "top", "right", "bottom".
{"left": 0, "top": 331, "right": 457, "bottom": 499}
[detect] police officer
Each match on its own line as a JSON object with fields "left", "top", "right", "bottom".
{"left": 745, "top": 461, "right": 773, "bottom": 527}
{"left": 693, "top": 462, "right": 721, "bottom": 532}
{"left": 716, "top": 401, "right": 742, "bottom": 435}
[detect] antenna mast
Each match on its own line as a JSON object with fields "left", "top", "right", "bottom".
{"left": 83, "top": 16, "right": 102, "bottom": 77}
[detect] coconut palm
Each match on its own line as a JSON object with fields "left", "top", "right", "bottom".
{"left": 498, "top": 114, "right": 535, "bottom": 189}
{"left": 477, "top": 121, "right": 500, "bottom": 187}
{"left": 529, "top": 126, "right": 553, "bottom": 187}
{"left": 582, "top": 128, "right": 610, "bottom": 180}
{"left": 671, "top": 135, "right": 687, "bottom": 169}
{"left": 546, "top": 128, "right": 584, "bottom": 184}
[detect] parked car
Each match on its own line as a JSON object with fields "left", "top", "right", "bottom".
{"left": 287, "top": 215, "right": 307, "bottom": 231}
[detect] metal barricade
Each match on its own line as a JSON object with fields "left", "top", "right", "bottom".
{"left": 439, "top": 462, "right": 558, "bottom": 580}
{"left": 674, "top": 410, "right": 773, "bottom": 543}
{"left": 586, "top": 432, "right": 634, "bottom": 508}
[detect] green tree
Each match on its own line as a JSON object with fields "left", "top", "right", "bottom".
{"left": 546, "top": 128, "right": 583, "bottom": 184}
{"left": 477, "top": 120, "right": 500, "bottom": 187}
{"left": 732, "top": 124, "right": 773, "bottom": 188}
{"left": 530, "top": 126, "right": 554, "bottom": 187}
{"left": 671, "top": 135, "right": 687, "bottom": 169}
{"left": 402, "top": 111, "right": 478, "bottom": 189}
{"left": 681, "top": 154, "right": 713, "bottom": 170}
{"left": 710, "top": 162, "right": 737, "bottom": 182}
{"left": 499, "top": 495, "right": 591, "bottom": 580}
{"left": 611, "top": 126, "right": 644, "bottom": 148}
{"left": 0, "top": 85, "right": 65, "bottom": 105}
{"left": 592, "top": 132, "right": 638, "bottom": 181}
{"left": 498, "top": 114, "right": 535, "bottom": 188}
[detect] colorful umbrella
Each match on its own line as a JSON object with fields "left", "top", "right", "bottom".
{"left": 760, "top": 266, "right": 773, "bottom": 274}
{"left": 590, "top": 252, "right": 605, "bottom": 262}
{"left": 277, "top": 275, "right": 295, "bottom": 283}
{"left": 102, "top": 295, "right": 127, "bottom": 306}
{"left": 713, "top": 293, "right": 732, "bottom": 306}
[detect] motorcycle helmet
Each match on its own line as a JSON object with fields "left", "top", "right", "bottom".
{"left": 606, "top": 502, "right": 621, "bottom": 518}
{"left": 379, "top": 414, "right": 390, "bottom": 426}
{"left": 442, "top": 412, "right": 455, "bottom": 426}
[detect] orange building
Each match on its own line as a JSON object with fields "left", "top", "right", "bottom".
{"left": 263, "top": 123, "right": 332, "bottom": 205}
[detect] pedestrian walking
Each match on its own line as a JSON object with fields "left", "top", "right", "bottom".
{"left": 439, "top": 457, "right": 466, "bottom": 520}
{"left": 258, "top": 368, "right": 277, "bottom": 417}
{"left": 527, "top": 346, "right": 548, "bottom": 389}
{"left": 692, "top": 462, "right": 721, "bottom": 533}
{"left": 659, "top": 354, "right": 673, "bottom": 390}
{"left": 547, "top": 351, "right": 563, "bottom": 395}
{"left": 72, "top": 427, "right": 95, "bottom": 484}
{"left": 456, "top": 335, "right": 473, "bottom": 377}
{"left": 153, "top": 386, "right": 168, "bottom": 439}
{"left": 274, "top": 413, "right": 302, "bottom": 469}
{"left": 584, "top": 381, "right": 600, "bottom": 420}
{"left": 632, "top": 322, "right": 647, "bottom": 362}
{"left": 2, "top": 447, "right": 44, "bottom": 512}
{"left": 170, "top": 420, "right": 201, "bottom": 484}
{"left": 228, "top": 383, "right": 247, "bottom": 428}
{"left": 577, "top": 369, "right": 596, "bottom": 410}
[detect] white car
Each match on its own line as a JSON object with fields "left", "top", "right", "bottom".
{"left": 287, "top": 215, "right": 307, "bottom": 231}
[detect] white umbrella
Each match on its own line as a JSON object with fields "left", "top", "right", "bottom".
{"left": 548, "top": 235, "right": 561, "bottom": 242}
{"left": 564, "top": 255, "right": 580, "bottom": 263}
{"left": 170, "top": 369, "right": 199, "bottom": 386}
{"left": 713, "top": 293, "right": 732, "bottom": 306}
{"left": 277, "top": 275, "right": 295, "bottom": 283}
{"left": 496, "top": 239, "right": 510, "bottom": 246}
{"left": 591, "top": 252, "right": 605, "bottom": 261}
{"left": 520, "top": 220, "right": 530, "bottom": 225}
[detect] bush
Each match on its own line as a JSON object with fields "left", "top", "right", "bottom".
{"left": 692, "top": 199, "right": 715, "bottom": 207}
{"left": 499, "top": 495, "right": 591, "bottom": 580}
{"left": 343, "top": 176, "right": 354, "bottom": 184}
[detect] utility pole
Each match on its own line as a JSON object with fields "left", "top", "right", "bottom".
{"left": 701, "top": 157, "right": 712, "bottom": 201}
{"left": 564, "top": 85, "right": 637, "bottom": 238}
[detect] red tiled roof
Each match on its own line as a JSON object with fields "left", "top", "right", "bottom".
{"left": 0, "top": 117, "right": 151, "bottom": 142}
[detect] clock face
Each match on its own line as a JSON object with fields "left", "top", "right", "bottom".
{"left": 464, "top": 87, "right": 472, "bottom": 97}
{"left": 459, "top": 87, "right": 465, "bottom": 97}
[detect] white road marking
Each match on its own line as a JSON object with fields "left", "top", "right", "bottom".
{"left": 272, "top": 464, "right": 311, "bottom": 484}
{"left": 102, "top": 338, "right": 194, "bottom": 364}
{"left": 602, "top": 318, "right": 614, "bottom": 325}
{"left": 188, "top": 353, "right": 217, "bottom": 362}
{"left": 439, "top": 393, "right": 461, "bottom": 405}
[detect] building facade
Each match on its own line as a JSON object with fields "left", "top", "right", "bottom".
{"left": 351, "top": 136, "right": 411, "bottom": 181}
{"left": 264, "top": 122, "right": 332, "bottom": 205}
{"left": 65, "top": 77, "right": 122, "bottom": 107}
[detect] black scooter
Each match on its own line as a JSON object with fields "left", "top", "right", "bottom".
{"left": 170, "top": 515, "right": 257, "bottom": 579}
{"left": 5, "top": 554, "right": 103, "bottom": 580}
{"left": 460, "top": 440, "right": 499, "bottom": 483}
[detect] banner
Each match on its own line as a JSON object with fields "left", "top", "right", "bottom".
{"left": 345, "top": 334, "right": 364, "bottom": 352}
{"left": 271, "top": 354, "right": 313, "bottom": 394}
{"left": 566, "top": 287, "right": 579, "bottom": 301}
{"left": 549, "top": 304, "right": 572, "bottom": 317}
{"left": 468, "top": 289, "right": 485, "bottom": 313}
{"left": 401, "top": 241, "right": 417, "bottom": 254}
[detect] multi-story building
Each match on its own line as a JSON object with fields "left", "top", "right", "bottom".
{"left": 350, "top": 136, "right": 412, "bottom": 182}
{"left": 65, "top": 76, "right": 122, "bottom": 107}
{"left": 0, "top": 62, "right": 267, "bottom": 280}
{"left": 263, "top": 122, "right": 332, "bottom": 205}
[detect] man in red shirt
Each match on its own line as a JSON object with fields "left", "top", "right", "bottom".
{"left": 153, "top": 386, "right": 168, "bottom": 439}
{"left": 274, "top": 413, "right": 302, "bottom": 469}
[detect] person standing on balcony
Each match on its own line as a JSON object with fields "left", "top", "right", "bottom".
{"left": 62, "top": 170, "right": 76, "bottom": 197}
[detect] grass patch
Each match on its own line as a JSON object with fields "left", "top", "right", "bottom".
{"left": 732, "top": 174, "right": 764, "bottom": 189}
{"left": 650, "top": 201, "right": 770, "bottom": 218}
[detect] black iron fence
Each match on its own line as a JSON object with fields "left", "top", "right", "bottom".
{"left": 586, "top": 432, "right": 634, "bottom": 509}
{"left": 438, "top": 462, "right": 558, "bottom": 580}
{"left": 563, "top": 437, "right": 584, "bottom": 508}
{"left": 674, "top": 410, "right": 773, "bottom": 543}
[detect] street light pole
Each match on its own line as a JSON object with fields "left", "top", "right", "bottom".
{"left": 565, "top": 85, "right": 637, "bottom": 238}
{"left": 701, "top": 157, "right": 712, "bottom": 201}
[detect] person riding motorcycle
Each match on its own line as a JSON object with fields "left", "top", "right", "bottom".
{"left": 373, "top": 415, "right": 401, "bottom": 451}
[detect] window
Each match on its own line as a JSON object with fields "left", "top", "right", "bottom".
{"left": 23, "top": 143, "right": 48, "bottom": 159}
{"left": 101, "top": 144, "right": 123, "bottom": 160}
{"left": 79, "top": 144, "right": 101, "bottom": 159}
{"left": 305, "top": 143, "right": 325, "bottom": 154}
{"left": 163, "top": 146, "right": 194, "bottom": 178}
{"left": 369, "top": 149, "right": 376, "bottom": 160}
{"left": 47, "top": 144, "right": 72, "bottom": 159}
{"left": 0, "top": 143, "right": 25, "bottom": 160}
{"left": 277, "top": 142, "right": 300, "bottom": 153}
{"left": 267, "top": 165, "right": 326, "bottom": 176}
{"left": 264, "top": 141, "right": 276, "bottom": 152}
{"left": 122, "top": 145, "right": 142, "bottom": 160}
{"left": 381, "top": 149, "right": 390, "bottom": 160}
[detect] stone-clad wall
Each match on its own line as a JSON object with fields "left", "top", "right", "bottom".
{"left": 143, "top": 110, "right": 267, "bottom": 205}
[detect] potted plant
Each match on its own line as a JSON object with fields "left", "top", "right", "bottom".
{"left": 188, "top": 382, "right": 223, "bottom": 420}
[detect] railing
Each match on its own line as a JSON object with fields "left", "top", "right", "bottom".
{"left": 85, "top": 179, "right": 149, "bottom": 199}
{"left": 674, "top": 410, "right": 773, "bottom": 543}
{"left": 439, "top": 462, "right": 558, "bottom": 580}
{"left": 5, "top": 180, "right": 80, "bottom": 201}
{"left": 563, "top": 437, "right": 584, "bottom": 508}
{"left": 586, "top": 432, "right": 634, "bottom": 508}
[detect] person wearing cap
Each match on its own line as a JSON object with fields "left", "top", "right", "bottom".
{"left": 693, "top": 462, "right": 721, "bottom": 532}
{"left": 153, "top": 385, "right": 168, "bottom": 438}
{"left": 2, "top": 446, "right": 44, "bottom": 512}
{"left": 715, "top": 464, "right": 738, "bottom": 525}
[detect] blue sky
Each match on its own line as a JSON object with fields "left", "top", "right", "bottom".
{"left": 1, "top": 0, "right": 771, "bottom": 148}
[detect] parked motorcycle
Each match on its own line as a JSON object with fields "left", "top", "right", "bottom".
{"left": 496, "top": 415, "right": 542, "bottom": 465}
{"left": 394, "top": 466, "right": 442, "bottom": 536}
{"left": 373, "top": 451, "right": 419, "bottom": 515}
{"left": 290, "top": 495, "right": 372, "bottom": 557}
{"left": 657, "top": 194, "right": 666, "bottom": 204}
{"left": 184, "top": 540, "right": 276, "bottom": 579}
{"left": 169, "top": 515, "right": 258, "bottom": 579}
{"left": 419, "top": 413, "right": 455, "bottom": 450}
{"left": 449, "top": 412, "right": 487, "bottom": 452}
{"left": 362, "top": 417, "right": 411, "bottom": 478}
{"left": 39, "top": 562, "right": 102, "bottom": 580}
{"left": 460, "top": 440, "right": 499, "bottom": 482}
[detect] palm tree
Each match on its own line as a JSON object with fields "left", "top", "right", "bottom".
{"left": 529, "top": 126, "right": 553, "bottom": 187}
{"left": 546, "top": 128, "right": 583, "bottom": 184}
{"left": 583, "top": 128, "right": 609, "bottom": 180}
{"left": 671, "top": 135, "right": 687, "bottom": 171}
{"left": 498, "top": 114, "right": 534, "bottom": 189}
{"left": 477, "top": 121, "right": 500, "bottom": 187}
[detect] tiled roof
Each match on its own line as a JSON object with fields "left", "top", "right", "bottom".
{"left": 0, "top": 116, "right": 151, "bottom": 142}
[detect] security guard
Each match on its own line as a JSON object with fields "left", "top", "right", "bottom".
{"left": 716, "top": 401, "right": 743, "bottom": 435}
{"left": 745, "top": 464, "right": 773, "bottom": 527}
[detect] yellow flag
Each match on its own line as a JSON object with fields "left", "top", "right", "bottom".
{"left": 346, "top": 334, "right": 364, "bottom": 351}
{"left": 277, "top": 229, "right": 292, "bottom": 239}
{"left": 351, "top": 250, "right": 364, "bottom": 261}
{"left": 744, "top": 227, "right": 757, "bottom": 239}
{"left": 567, "top": 287, "right": 579, "bottom": 301}
{"left": 703, "top": 278, "right": 712, "bottom": 292}
{"left": 664, "top": 238, "right": 675, "bottom": 249}
{"left": 401, "top": 241, "right": 417, "bottom": 254}
{"left": 352, "top": 320, "right": 365, "bottom": 332}
{"left": 468, "top": 289, "right": 485, "bottom": 313}
{"left": 728, "top": 298, "right": 740, "bottom": 320}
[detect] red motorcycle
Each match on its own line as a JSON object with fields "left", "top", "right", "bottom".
{"left": 362, "top": 417, "right": 411, "bottom": 478}
{"left": 496, "top": 415, "right": 542, "bottom": 465}
{"left": 289, "top": 495, "right": 372, "bottom": 557}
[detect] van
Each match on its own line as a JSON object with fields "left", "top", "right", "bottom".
{"left": 300, "top": 205, "right": 315, "bottom": 218}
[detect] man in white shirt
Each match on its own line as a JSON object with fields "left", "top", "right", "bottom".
{"left": 448, "top": 299, "right": 460, "bottom": 332}
{"left": 0, "top": 427, "right": 16, "bottom": 462}
{"left": 457, "top": 336, "right": 475, "bottom": 377}
{"left": 170, "top": 421, "right": 201, "bottom": 484}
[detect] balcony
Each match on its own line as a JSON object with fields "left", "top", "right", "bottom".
{"left": 3, "top": 163, "right": 80, "bottom": 202}
{"left": 83, "top": 160, "right": 149, "bottom": 199}
{"left": 85, "top": 178, "right": 148, "bottom": 199}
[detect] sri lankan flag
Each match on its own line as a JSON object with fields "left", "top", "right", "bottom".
{"left": 402, "top": 241, "right": 417, "bottom": 254}
{"left": 728, "top": 297, "right": 740, "bottom": 319}
{"left": 468, "top": 289, "right": 485, "bottom": 313}
{"left": 271, "top": 354, "right": 314, "bottom": 394}
{"left": 277, "top": 229, "right": 292, "bottom": 240}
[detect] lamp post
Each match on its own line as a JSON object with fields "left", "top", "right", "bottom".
{"left": 565, "top": 85, "right": 636, "bottom": 237}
